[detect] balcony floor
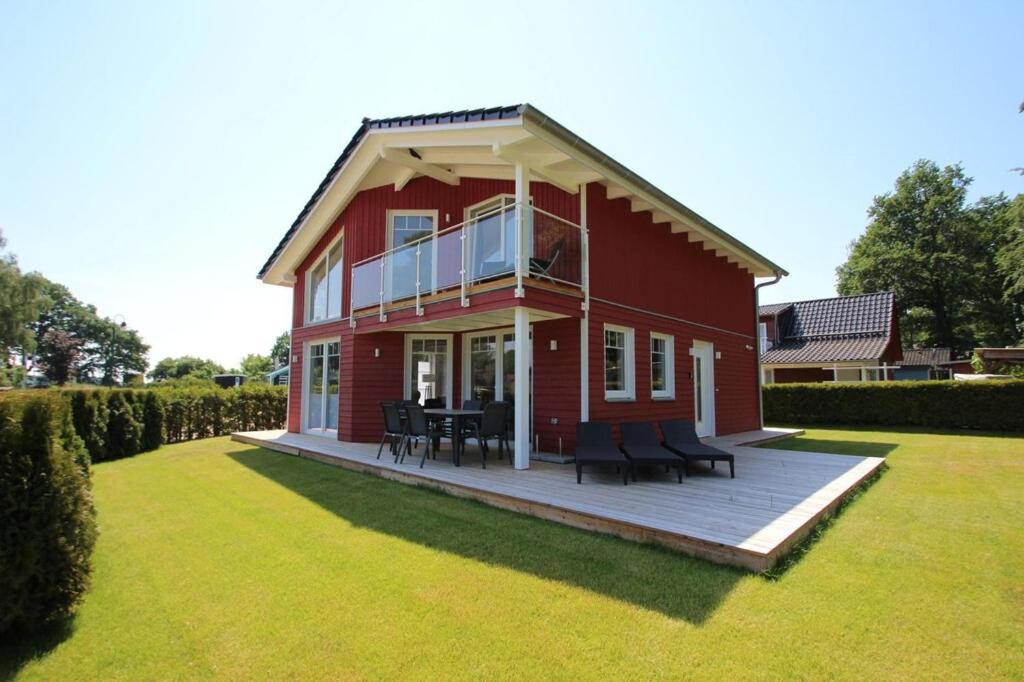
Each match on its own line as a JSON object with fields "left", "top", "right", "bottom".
{"left": 230, "top": 428, "right": 884, "bottom": 572}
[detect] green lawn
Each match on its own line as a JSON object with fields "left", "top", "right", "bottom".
{"left": 3, "top": 429, "right": 1023, "bottom": 679}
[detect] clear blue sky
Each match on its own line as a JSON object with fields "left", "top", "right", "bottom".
{"left": 2, "top": 1, "right": 1021, "bottom": 368}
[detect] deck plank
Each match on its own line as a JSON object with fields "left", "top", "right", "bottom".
{"left": 230, "top": 430, "right": 884, "bottom": 571}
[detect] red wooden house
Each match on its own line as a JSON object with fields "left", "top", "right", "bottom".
{"left": 257, "top": 105, "right": 786, "bottom": 468}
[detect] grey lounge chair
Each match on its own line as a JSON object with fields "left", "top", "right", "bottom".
{"left": 659, "top": 420, "right": 735, "bottom": 478}
{"left": 574, "top": 422, "right": 631, "bottom": 485}
{"left": 619, "top": 422, "right": 685, "bottom": 483}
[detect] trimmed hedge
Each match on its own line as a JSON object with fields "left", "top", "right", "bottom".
{"left": 763, "top": 380, "right": 1024, "bottom": 431}
{"left": 60, "top": 384, "right": 287, "bottom": 462}
{"left": 0, "top": 391, "right": 97, "bottom": 636}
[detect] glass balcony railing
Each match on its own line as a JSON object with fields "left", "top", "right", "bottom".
{"left": 350, "top": 203, "right": 585, "bottom": 323}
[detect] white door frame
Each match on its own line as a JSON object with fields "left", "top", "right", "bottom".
{"left": 691, "top": 340, "right": 716, "bottom": 437}
{"left": 403, "top": 333, "right": 454, "bottom": 407}
{"left": 301, "top": 336, "right": 341, "bottom": 438}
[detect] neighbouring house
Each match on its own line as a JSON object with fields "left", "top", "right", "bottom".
{"left": 893, "top": 347, "right": 952, "bottom": 381}
{"left": 758, "top": 292, "right": 901, "bottom": 384}
{"left": 212, "top": 373, "right": 246, "bottom": 388}
{"left": 265, "top": 366, "right": 290, "bottom": 386}
{"left": 257, "top": 104, "right": 786, "bottom": 467}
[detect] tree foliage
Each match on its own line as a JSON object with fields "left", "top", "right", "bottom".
{"left": 148, "top": 356, "right": 225, "bottom": 382}
{"left": 0, "top": 230, "right": 47, "bottom": 363}
{"left": 240, "top": 353, "right": 274, "bottom": 381}
{"left": 29, "top": 278, "right": 149, "bottom": 385}
{"left": 270, "top": 331, "right": 290, "bottom": 368}
{"left": 837, "top": 160, "right": 1023, "bottom": 352}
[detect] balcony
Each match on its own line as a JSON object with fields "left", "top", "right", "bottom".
{"left": 350, "top": 203, "right": 586, "bottom": 323}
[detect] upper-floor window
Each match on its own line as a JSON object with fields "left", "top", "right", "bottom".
{"left": 307, "top": 236, "right": 343, "bottom": 324}
{"left": 758, "top": 322, "right": 769, "bottom": 354}
{"left": 650, "top": 332, "right": 675, "bottom": 399}
{"left": 389, "top": 212, "right": 435, "bottom": 250}
{"left": 604, "top": 324, "right": 635, "bottom": 401}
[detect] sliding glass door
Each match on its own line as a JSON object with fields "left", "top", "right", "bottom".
{"left": 405, "top": 335, "right": 452, "bottom": 407}
{"left": 304, "top": 340, "right": 340, "bottom": 436}
{"left": 464, "top": 328, "right": 525, "bottom": 408}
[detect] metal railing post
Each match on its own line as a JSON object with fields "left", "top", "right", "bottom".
{"left": 415, "top": 244, "right": 423, "bottom": 316}
{"left": 460, "top": 226, "right": 469, "bottom": 307}
{"left": 515, "top": 203, "right": 525, "bottom": 297}
{"left": 349, "top": 268, "right": 356, "bottom": 328}
{"left": 378, "top": 258, "right": 387, "bottom": 323}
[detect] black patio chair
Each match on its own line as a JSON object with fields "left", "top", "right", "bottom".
{"left": 529, "top": 237, "right": 566, "bottom": 282}
{"left": 619, "top": 422, "right": 685, "bottom": 483}
{"left": 377, "top": 402, "right": 406, "bottom": 460}
{"left": 659, "top": 420, "right": 735, "bottom": 478}
{"left": 465, "top": 401, "right": 509, "bottom": 469}
{"left": 402, "top": 404, "right": 448, "bottom": 468}
{"left": 574, "top": 422, "right": 630, "bottom": 485}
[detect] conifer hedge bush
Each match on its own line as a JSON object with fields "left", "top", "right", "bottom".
{"left": 0, "top": 391, "right": 97, "bottom": 636}
{"left": 763, "top": 380, "right": 1024, "bottom": 431}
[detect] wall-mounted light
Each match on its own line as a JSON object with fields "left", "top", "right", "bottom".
{"left": 374, "top": 348, "right": 380, "bottom": 358}
{"left": 715, "top": 351, "right": 722, "bottom": 360}
{"left": 292, "top": 354, "right": 299, "bottom": 363}
{"left": 549, "top": 339, "right": 558, "bottom": 351}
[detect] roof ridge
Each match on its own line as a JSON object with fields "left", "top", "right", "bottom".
{"left": 764, "top": 291, "right": 893, "bottom": 309}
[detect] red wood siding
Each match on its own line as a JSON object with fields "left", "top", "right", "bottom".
{"left": 585, "top": 299, "right": 759, "bottom": 447}
{"left": 587, "top": 183, "right": 755, "bottom": 336}
{"left": 284, "top": 178, "right": 763, "bottom": 440}
{"left": 532, "top": 317, "right": 581, "bottom": 455}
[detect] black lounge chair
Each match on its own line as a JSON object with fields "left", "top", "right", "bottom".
{"left": 529, "top": 237, "right": 565, "bottom": 282}
{"left": 659, "top": 420, "right": 735, "bottom": 478}
{"left": 574, "top": 422, "right": 631, "bottom": 485}
{"left": 619, "top": 422, "right": 685, "bottom": 483}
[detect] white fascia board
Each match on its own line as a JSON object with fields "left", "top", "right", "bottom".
{"left": 261, "top": 120, "right": 528, "bottom": 285}
{"left": 521, "top": 118, "right": 779, "bottom": 277}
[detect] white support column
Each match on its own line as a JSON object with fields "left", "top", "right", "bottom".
{"left": 514, "top": 162, "right": 530, "bottom": 297}
{"left": 579, "top": 182, "right": 589, "bottom": 422}
{"left": 514, "top": 306, "right": 531, "bottom": 469}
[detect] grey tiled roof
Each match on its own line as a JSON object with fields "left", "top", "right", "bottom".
{"left": 761, "top": 292, "right": 895, "bottom": 364}
{"left": 758, "top": 302, "right": 792, "bottom": 317}
{"left": 897, "top": 348, "right": 951, "bottom": 367}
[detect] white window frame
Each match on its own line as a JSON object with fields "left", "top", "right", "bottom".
{"left": 650, "top": 332, "right": 675, "bottom": 400}
{"left": 762, "top": 367, "right": 775, "bottom": 385}
{"left": 387, "top": 210, "right": 439, "bottom": 296}
{"left": 304, "top": 231, "right": 344, "bottom": 325}
{"left": 300, "top": 336, "right": 341, "bottom": 437}
{"left": 403, "top": 333, "right": 454, "bottom": 408}
{"left": 603, "top": 323, "right": 635, "bottom": 401}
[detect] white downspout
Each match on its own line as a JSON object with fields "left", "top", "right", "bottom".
{"left": 754, "top": 272, "right": 783, "bottom": 429}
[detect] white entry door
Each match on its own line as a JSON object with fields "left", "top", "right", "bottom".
{"left": 304, "top": 339, "right": 340, "bottom": 437}
{"left": 692, "top": 340, "right": 716, "bottom": 437}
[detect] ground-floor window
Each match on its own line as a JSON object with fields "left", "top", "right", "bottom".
{"left": 465, "top": 329, "right": 518, "bottom": 406}
{"left": 604, "top": 324, "right": 635, "bottom": 401}
{"left": 761, "top": 367, "right": 774, "bottom": 384}
{"left": 406, "top": 335, "right": 451, "bottom": 406}
{"left": 304, "top": 339, "right": 340, "bottom": 435}
{"left": 650, "top": 332, "right": 675, "bottom": 399}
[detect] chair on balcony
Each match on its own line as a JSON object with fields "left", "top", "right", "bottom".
{"left": 529, "top": 237, "right": 566, "bottom": 283}
{"left": 377, "top": 402, "right": 406, "bottom": 461}
{"left": 574, "top": 422, "right": 630, "bottom": 485}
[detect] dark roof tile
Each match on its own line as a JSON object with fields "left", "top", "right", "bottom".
{"left": 761, "top": 292, "right": 895, "bottom": 364}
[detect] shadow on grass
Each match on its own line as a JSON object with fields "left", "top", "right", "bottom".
{"left": 229, "top": 447, "right": 742, "bottom": 624}
{"left": 763, "top": 437, "right": 899, "bottom": 458}
{"left": 0, "top": 619, "right": 74, "bottom": 679}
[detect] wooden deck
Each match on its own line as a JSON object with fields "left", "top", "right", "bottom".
{"left": 230, "top": 428, "right": 884, "bottom": 572}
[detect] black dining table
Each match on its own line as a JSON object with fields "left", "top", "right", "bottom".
{"left": 423, "top": 408, "right": 484, "bottom": 466}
